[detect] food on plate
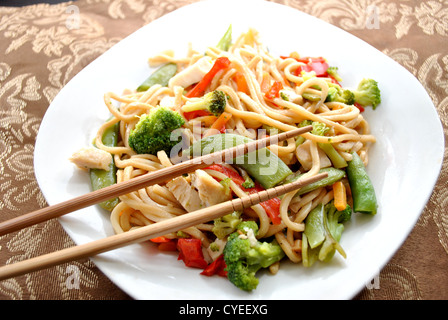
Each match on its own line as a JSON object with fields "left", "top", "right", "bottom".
{"left": 70, "top": 26, "right": 380, "bottom": 291}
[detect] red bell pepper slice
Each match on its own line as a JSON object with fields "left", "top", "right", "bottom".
{"left": 205, "top": 164, "right": 282, "bottom": 225}
{"left": 150, "top": 236, "right": 178, "bottom": 251}
{"left": 206, "top": 164, "right": 245, "bottom": 185}
{"left": 150, "top": 236, "right": 171, "bottom": 243}
{"left": 200, "top": 254, "right": 227, "bottom": 277}
{"left": 283, "top": 56, "right": 329, "bottom": 77}
{"left": 177, "top": 238, "right": 208, "bottom": 269}
{"left": 265, "top": 81, "right": 283, "bottom": 100}
{"left": 186, "top": 57, "right": 231, "bottom": 98}
{"left": 233, "top": 71, "right": 249, "bottom": 95}
{"left": 294, "top": 64, "right": 311, "bottom": 76}
{"left": 183, "top": 109, "right": 211, "bottom": 121}
{"left": 354, "top": 102, "right": 365, "bottom": 113}
{"left": 309, "top": 60, "right": 329, "bottom": 77}
{"left": 157, "top": 240, "right": 178, "bottom": 252}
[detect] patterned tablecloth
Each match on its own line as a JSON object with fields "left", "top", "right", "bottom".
{"left": 0, "top": 0, "right": 446, "bottom": 300}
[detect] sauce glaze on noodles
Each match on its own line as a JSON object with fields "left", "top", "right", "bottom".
{"left": 92, "top": 29, "right": 375, "bottom": 265}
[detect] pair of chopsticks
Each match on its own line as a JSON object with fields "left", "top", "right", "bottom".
{"left": 0, "top": 125, "right": 327, "bottom": 281}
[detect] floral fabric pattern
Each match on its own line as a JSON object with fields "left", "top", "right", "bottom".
{"left": 0, "top": 0, "right": 446, "bottom": 299}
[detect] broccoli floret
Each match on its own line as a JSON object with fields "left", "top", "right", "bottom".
{"left": 280, "top": 91, "right": 289, "bottom": 101}
{"left": 219, "top": 177, "right": 232, "bottom": 198}
{"left": 352, "top": 78, "right": 381, "bottom": 109}
{"left": 223, "top": 222, "right": 285, "bottom": 291}
{"left": 212, "top": 211, "right": 243, "bottom": 239}
{"left": 339, "top": 89, "right": 356, "bottom": 105}
{"left": 225, "top": 260, "right": 261, "bottom": 291}
{"left": 236, "top": 220, "right": 258, "bottom": 234}
{"left": 326, "top": 85, "right": 355, "bottom": 105}
{"left": 241, "top": 176, "right": 255, "bottom": 189}
{"left": 298, "top": 119, "right": 312, "bottom": 127}
{"left": 181, "top": 90, "right": 227, "bottom": 117}
{"left": 326, "top": 66, "right": 343, "bottom": 82}
{"left": 128, "top": 106, "right": 185, "bottom": 155}
{"left": 311, "top": 121, "right": 330, "bottom": 136}
{"left": 335, "top": 203, "right": 352, "bottom": 223}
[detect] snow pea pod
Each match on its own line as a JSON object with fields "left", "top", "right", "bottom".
{"left": 185, "top": 133, "right": 292, "bottom": 189}
{"left": 136, "top": 63, "right": 178, "bottom": 92}
{"left": 89, "top": 121, "right": 120, "bottom": 211}
{"left": 346, "top": 152, "right": 377, "bottom": 215}
{"left": 283, "top": 167, "right": 346, "bottom": 196}
{"left": 317, "top": 142, "right": 348, "bottom": 169}
{"left": 216, "top": 25, "right": 232, "bottom": 51}
{"left": 304, "top": 204, "right": 326, "bottom": 249}
{"left": 303, "top": 203, "right": 346, "bottom": 265}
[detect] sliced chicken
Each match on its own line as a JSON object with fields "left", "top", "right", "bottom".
{"left": 295, "top": 140, "right": 331, "bottom": 171}
{"left": 70, "top": 147, "right": 112, "bottom": 171}
{"left": 166, "top": 176, "right": 203, "bottom": 212}
{"left": 168, "top": 56, "right": 213, "bottom": 89}
{"left": 158, "top": 95, "right": 176, "bottom": 108}
{"left": 206, "top": 238, "right": 227, "bottom": 262}
{"left": 191, "top": 169, "right": 232, "bottom": 207}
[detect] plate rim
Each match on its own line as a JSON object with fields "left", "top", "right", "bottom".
{"left": 33, "top": 0, "right": 445, "bottom": 300}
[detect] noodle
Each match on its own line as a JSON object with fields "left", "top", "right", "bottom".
{"left": 80, "top": 28, "right": 377, "bottom": 277}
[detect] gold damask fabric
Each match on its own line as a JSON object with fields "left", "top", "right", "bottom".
{"left": 0, "top": 0, "right": 446, "bottom": 300}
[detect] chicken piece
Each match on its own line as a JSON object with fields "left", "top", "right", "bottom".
{"left": 168, "top": 56, "right": 213, "bottom": 89}
{"left": 69, "top": 147, "right": 112, "bottom": 171}
{"left": 166, "top": 176, "right": 203, "bottom": 212}
{"left": 191, "top": 169, "right": 232, "bottom": 207}
{"left": 159, "top": 95, "right": 176, "bottom": 108}
{"left": 279, "top": 88, "right": 303, "bottom": 104}
{"left": 295, "top": 140, "right": 331, "bottom": 171}
{"left": 206, "top": 238, "right": 227, "bottom": 262}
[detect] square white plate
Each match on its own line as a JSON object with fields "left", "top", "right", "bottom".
{"left": 34, "top": 0, "right": 444, "bottom": 299}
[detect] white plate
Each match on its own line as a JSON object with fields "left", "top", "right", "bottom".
{"left": 34, "top": 0, "right": 444, "bottom": 299}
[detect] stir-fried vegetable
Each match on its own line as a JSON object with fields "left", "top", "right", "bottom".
{"left": 182, "top": 90, "right": 227, "bottom": 117}
{"left": 302, "top": 201, "right": 351, "bottom": 266}
{"left": 216, "top": 24, "right": 232, "bottom": 51}
{"left": 333, "top": 181, "right": 348, "bottom": 212}
{"left": 177, "top": 238, "right": 208, "bottom": 269}
{"left": 310, "top": 121, "right": 348, "bottom": 169}
{"left": 186, "top": 57, "right": 231, "bottom": 98}
{"left": 205, "top": 164, "right": 282, "bottom": 225}
{"left": 223, "top": 221, "right": 285, "bottom": 291}
{"left": 185, "top": 133, "right": 292, "bottom": 190}
{"left": 346, "top": 152, "right": 378, "bottom": 215}
{"left": 136, "top": 63, "right": 178, "bottom": 92}
{"left": 89, "top": 121, "right": 119, "bottom": 211}
{"left": 282, "top": 167, "right": 346, "bottom": 196}
{"left": 128, "top": 107, "right": 185, "bottom": 156}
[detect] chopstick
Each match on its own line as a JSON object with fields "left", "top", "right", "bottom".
{"left": 0, "top": 171, "right": 327, "bottom": 281}
{"left": 0, "top": 126, "right": 312, "bottom": 236}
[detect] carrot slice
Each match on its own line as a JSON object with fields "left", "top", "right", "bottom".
{"left": 333, "top": 181, "right": 347, "bottom": 211}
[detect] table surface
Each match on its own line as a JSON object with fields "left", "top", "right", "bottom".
{"left": 0, "top": 0, "right": 447, "bottom": 300}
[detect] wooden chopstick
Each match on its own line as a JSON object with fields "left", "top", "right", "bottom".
{"left": 0, "top": 126, "right": 312, "bottom": 236}
{"left": 0, "top": 171, "right": 327, "bottom": 281}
